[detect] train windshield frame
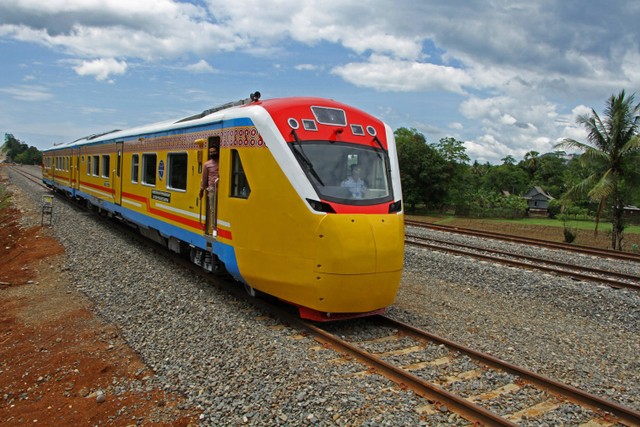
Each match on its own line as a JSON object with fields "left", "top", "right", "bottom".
{"left": 289, "top": 140, "right": 393, "bottom": 205}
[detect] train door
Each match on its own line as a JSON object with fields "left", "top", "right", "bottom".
{"left": 71, "top": 148, "right": 79, "bottom": 193}
{"left": 113, "top": 142, "right": 123, "bottom": 205}
{"left": 201, "top": 136, "right": 220, "bottom": 235}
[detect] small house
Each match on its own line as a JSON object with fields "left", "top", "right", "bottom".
{"left": 524, "top": 186, "right": 554, "bottom": 215}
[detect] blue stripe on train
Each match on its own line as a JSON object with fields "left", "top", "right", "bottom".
{"left": 47, "top": 182, "right": 245, "bottom": 284}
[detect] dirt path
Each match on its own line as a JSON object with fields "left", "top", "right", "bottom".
{"left": 0, "top": 170, "right": 199, "bottom": 426}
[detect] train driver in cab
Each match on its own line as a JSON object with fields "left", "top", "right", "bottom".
{"left": 341, "top": 164, "right": 367, "bottom": 199}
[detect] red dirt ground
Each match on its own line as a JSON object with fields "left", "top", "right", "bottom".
{"left": 0, "top": 179, "right": 199, "bottom": 426}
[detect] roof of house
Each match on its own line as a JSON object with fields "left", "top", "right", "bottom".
{"left": 523, "top": 186, "right": 554, "bottom": 200}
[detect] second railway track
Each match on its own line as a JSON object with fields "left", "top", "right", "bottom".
{"left": 405, "top": 219, "right": 640, "bottom": 263}
{"left": 405, "top": 233, "right": 640, "bottom": 292}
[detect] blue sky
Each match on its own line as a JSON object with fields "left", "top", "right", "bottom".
{"left": 1, "top": 0, "right": 639, "bottom": 164}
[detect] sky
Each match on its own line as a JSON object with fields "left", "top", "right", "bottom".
{"left": 1, "top": 0, "right": 639, "bottom": 164}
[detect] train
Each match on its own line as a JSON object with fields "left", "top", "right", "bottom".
{"left": 42, "top": 92, "right": 404, "bottom": 321}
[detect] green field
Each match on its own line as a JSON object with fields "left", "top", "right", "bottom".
{"left": 435, "top": 216, "right": 640, "bottom": 234}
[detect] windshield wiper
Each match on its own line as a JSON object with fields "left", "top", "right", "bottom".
{"left": 373, "top": 135, "right": 392, "bottom": 176}
{"left": 290, "top": 129, "right": 325, "bottom": 186}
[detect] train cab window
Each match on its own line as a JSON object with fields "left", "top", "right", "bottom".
{"left": 142, "top": 153, "right": 157, "bottom": 186}
{"left": 167, "top": 152, "right": 187, "bottom": 191}
{"left": 230, "top": 150, "right": 250, "bottom": 198}
{"left": 102, "top": 155, "right": 110, "bottom": 178}
{"left": 132, "top": 154, "right": 139, "bottom": 183}
{"left": 289, "top": 141, "right": 393, "bottom": 205}
{"left": 92, "top": 155, "right": 100, "bottom": 176}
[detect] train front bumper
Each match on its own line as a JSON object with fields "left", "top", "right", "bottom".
{"left": 309, "top": 213, "right": 405, "bottom": 313}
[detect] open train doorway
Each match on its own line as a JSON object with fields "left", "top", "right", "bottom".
{"left": 202, "top": 136, "right": 220, "bottom": 235}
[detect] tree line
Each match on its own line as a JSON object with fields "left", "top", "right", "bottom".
{"left": 1, "top": 134, "right": 42, "bottom": 165}
{"left": 396, "top": 90, "right": 640, "bottom": 250}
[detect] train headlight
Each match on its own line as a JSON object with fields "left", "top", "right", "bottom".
{"left": 306, "top": 198, "right": 335, "bottom": 213}
{"left": 288, "top": 118, "right": 300, "bottom": 129}
{"left": 388, "top": 200, "right": 402, "bottom": 213}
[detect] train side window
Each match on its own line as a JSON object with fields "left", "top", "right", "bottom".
{"left": 92, "top": 155, "right": 100, "bottom": 176}
{"left": 102, "top": 155, "right": 110, "bottom": 178}
{"left": 142, "top": 153, "right": 157, "bottom": 186}
{"left": 87, "top": 156, "right": 91, "bottom": 175}
{"left": 230, "top": 149, "right": 250, "bottom": 199}
{"left": 167, "top": 152, "right": 187, "bottom": 191}
{"left": 132, "top": 154, "right": 139, "bottom": 183}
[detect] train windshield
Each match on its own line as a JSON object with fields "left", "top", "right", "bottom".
{"left": 290, "top": 141, "right": 393, "bottom": 205}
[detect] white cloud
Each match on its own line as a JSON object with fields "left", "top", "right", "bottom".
{"left": 332, "top": 55, "right": 472, "bottom": 93}
{"left": 0, "top": 0, "right": 242, "bottom": 60}
{"left": 185, "top": 59, "right": 214, "bottom": 73}
{"left": 621, "top": 49, "right": 640, "bottom": 86}
{"left": 74, "top": 58, "right": 127, "bottom": 81}
{"left": 0, "top": 85, "right": 53, "bottom": 101}
{"left": 295, "top": 64, "right": 323, "bottom": 72}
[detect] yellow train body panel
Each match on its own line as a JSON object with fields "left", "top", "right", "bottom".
{"left": 220, "top": 145, "right": 404, "bottom": 313}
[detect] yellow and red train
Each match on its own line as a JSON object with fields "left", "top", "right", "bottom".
{"left": 42, "top": 93, "right": 404, "bottom": 320}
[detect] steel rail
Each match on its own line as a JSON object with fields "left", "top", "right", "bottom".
{"left": 406, "top": 238, "right": 640, "bottom": 292}
{"left": 282, "top": 314, "right": 518, "bottom": 426}
{"left": 407, "top": 233, "right": 640, "bottom": 284}
{"left": 4, "top": 165, "right": 51, "bottom": 190}
{"left": 405, "top": 219, "right": 640, "bottom": 263}
{"left": 378, "top": 315, "right": 640, "bottom": 427}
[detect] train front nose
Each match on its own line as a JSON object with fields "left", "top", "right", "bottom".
{"left": 312, "top": 214, "right": 404, "bottom": 313}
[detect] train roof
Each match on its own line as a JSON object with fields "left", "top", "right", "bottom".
{"left": 44, "top": 94, "right": 381, "bottom": 152}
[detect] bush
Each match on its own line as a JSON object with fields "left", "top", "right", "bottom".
{"left": 547, "top": 199, "right": 562, "bottom": 218}
{"left": 563, "top": 227, "right": 577, "bottom": 243}
{"left": 561, "top": 217, "right": 578, "bottom": 243}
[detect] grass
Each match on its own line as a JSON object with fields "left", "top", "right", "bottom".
{"left": 0, "top": 184, "right": 11, "bottom": 211}
{"left": 426, "top": 214, "right": 640, "bottom": 235}
{"left": 466, "top": 217, "right": 640, "bottom": 234}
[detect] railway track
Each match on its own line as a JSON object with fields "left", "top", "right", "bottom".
{"left": 405, "top": 219, "right": 640, "bottom": 263}
{"left": 2, "top": 165, "right": 51, "bottom": 190}
{"left": 260, "top": 306, "right": 640, "bottom": 426}
{"left": 405, "top": 233, "right": 640, "bottom": 292}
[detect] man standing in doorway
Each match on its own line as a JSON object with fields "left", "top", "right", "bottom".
{"left": 199, "top": 144, "right": 219, "bottom": 234}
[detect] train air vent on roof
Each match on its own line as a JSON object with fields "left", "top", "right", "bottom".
{"left": 311, "top": 106, "right": 346, "bottom": 126}
{"left": 302, "top": 119, "right": 318, "bottom": 131}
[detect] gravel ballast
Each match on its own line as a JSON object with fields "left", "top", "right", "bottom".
{"left": 6, "top": 166, "right": 640, "bottom": 426}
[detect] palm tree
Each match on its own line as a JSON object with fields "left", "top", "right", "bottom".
{"left": 523, "top": 150, "right": 539, "bottom": 176}
{"left": 555, "top": 90, "right": 640, "bottom": 250}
